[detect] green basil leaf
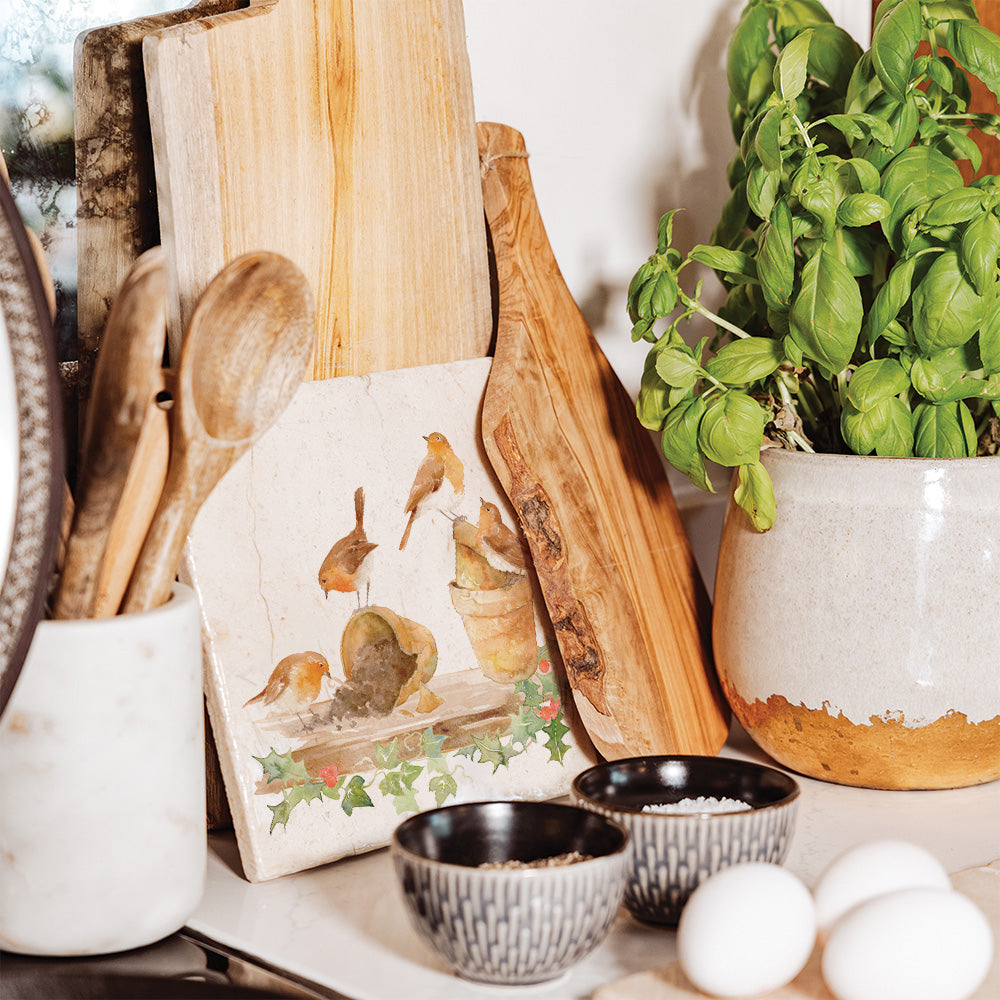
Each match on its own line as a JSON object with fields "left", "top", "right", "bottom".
{"left": 980, "top": 295, "right": 1000, "bottom": 374}
{"left": 660, "top": 396, "right": 714, "bottom": 492}
{"left": 838, "top": 227, "right": 878, "bottom": 277}
{"left": 689, "top": 245, "right": 756, "bottom": 280}
{"left": 931, "top": 126, "right": 983, "bottom": 173}
{"left": 734, "top": 460, "right": 776, "bottom": 532}
{"left": 872, "top": 0, "right": 921, "bottom": 102}
{"left": 649, "top": 269, "right": 680, "bottom": 317}
{"left": 844, "top": 157, "right": 883, "bottom": 194}
{"left": 775, "top": 29, "right": 812, "bottom": 102}
{"left": 758, "top": 200, "right": 795, "bottom": 311}
{"left": 698, "top": 391, "right": 768, "bottom": 467}
{"left": 876, "top": 398, "right": 917, "bottom": 455}
{"left": 926, "top": 56, "right": 954, "bottom": 91}
{"left": 913, "top": 400, "right": 976, "bottom": 456}
{"left": 727, "top": 3, "right": 772, "bottom": 110}
{"left": 704, "top": 337, "right": 785, "bottom": 386}
{"left": 789, "top": 246, "right": 864, "bottom": 373}
{"left": 911, "top": 356, "right": 1000, "bottom": 403}
{"left": 755, "top": 106, "right": 783, "bottom": 172}
{"left": 711, "top": 185, "right": 751, "bottom": 251}
{"left": 656, "top": 210, "right": 680, "bottom": 255}
{"left": 747, "top": 160, "right": 780, "bottom": 219}
{"left": 636, "top": 352, "right": 670, "bottom": 430}
{"left": 960, "top": 212, "right": 1000, "bottom": 295}
{"left": 924, "top": 188, "right": 988, "bottom": 226}
{"left": 655, "top": 347, "right": 702, "bottom": 390}
{"left": 846, "top": 50, "right": 884, "bottom": 115}
{"left": 807, "top": 24, "right": 863, "bottom": 95}
{"left": 846, "top": 358, "right": 910, "bottom": 411}
{"left": 922, "top": 1, "right": 979, "bottom": 22}
{"left": 946, "top": 20, "right": 1000, "bottom": 104}
{"left": 912, "top": 250, "right": 985, "bottom": 353}
{"left": 783, "top": 334, "right": 804, "bottom": 368}
{"left": 775, "top": 0, "right": 834, "bottom": 32}
{"left": 837, "top": 193, "right": 890, "bottom": 227}
{"left": 841, "top": 397, "right": 914, "bottom": 455}
{"left": 867, "top": 256, "right": 916, "bottom": 340}
{"left": 880, "top": 146, "right": 964, "bottom": 255}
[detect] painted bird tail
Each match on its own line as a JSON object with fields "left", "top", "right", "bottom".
{"left": 399, "top": 511, "right": 416, "bottom": 550}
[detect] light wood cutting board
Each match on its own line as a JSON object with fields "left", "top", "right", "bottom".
{"left": 143, "top": 0, "right": 492, "bottom": 378}
{"left": 478, "top": 123, "right": 729, "bottom": 760}
{"left": 74, "top": 0, "right": 248, "bottom": 367}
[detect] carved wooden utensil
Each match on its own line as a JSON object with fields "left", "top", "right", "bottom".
{"left": 122, "top": 252, "right": 314, "bottom": 614}
{"left": 478, "top": 122, "right": 730, "bottom": 760}
{"left": 53, "top": 246, "right": 169, "bottom": 620}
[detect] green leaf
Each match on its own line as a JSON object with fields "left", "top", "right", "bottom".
{"left": 846, "top": 358, "right": 910, "bottom": 411}
{"left": 727, "top": 3, "right": 772, "bottom": 109}
{"left": 655, "top": 346, "right": 702, "bottom": 390}
{"left": 946, "top": 20, "right": 1000, "bottom": 104}
{"left": 924, "top": 188, "right": 988, "bottom": 226}
{"left": 912, "top": 250, "right": 985, "bottom": 353}
{"left": 698, "top": 391, "right": 768, "bottom": 467}
{"left": 844, "top": 157, "right": 883, "bottom": 194}
{"left": 871, "top": 0, "right": 921, "bottom": 102}
{"left": 775, "top": 29, "right": 812, "bottom": 102}
{"left": 660, "top": 396, "right": 713, "bottom": 492}
{"left": 689, "top": 245, "right": 755, "bottom": 279}
{"left": 837, "top": 193, "right": 890, "bottom": 227}
{"left": 472, "top": 734, "right": 517, "bottom": 773}
{"left": 757, "top": 201, "right": 795, "bottom": 310}
{"left": 880, "top": 146, "right": 964, "bottom": 255}
{"left": 428, "top": 771, "right": 459, "bottom": 808}
{"left": 733, "top": 461, "right": 776, "bottom": 532}
{"left": 911, "top": 354, "right": 1000, "bottom": 402}
{"left": 867, "top": 256, "right": 916, "bottom": 341}
{"left": 341, "top": 775, "right": 374, "bottom": 816}
{"left": 789, "top": 246, "right": 864, "bottom": 373}
{"left": 980, "top": 295, "right": 1000, "bottom": 374}
{"left": 754, "top": 106, "right": 783, "bottom": 172}
{"left": 636, "top": 352, "right": 671, "bottom": 431}
{"left": 747, "top": 160, "right": 781, "bottom": 219}
{"left": 840, "top": 397, "right": 914, "bottom": 455}
{"left": 807, "top": 24, "right": 863, "bottom": 95}
{"left": 923, "top": 1, "right": 979, "bottom": 22}
{"left": 255, "top": 748, "right": 311, "bottom": 786}
{"left": 656, "top": 209, "right": 681, "bottom": 254}
{"left": 704, "top": 337, "right": 784, "bottom": 385}
{"left": 543, "top": 715, "right": 572, "bottom": 763}
{"left": 375, "top": 738, "right": 401, "bottom": 771}
{"left": 913, "top": 401, "right": 976, "bottom": 455}
{"left": 266, "top": 782, "right": 327, "bottom": 834}
{"left": 960, "top": 212, "right": 1000, "bottom": 294}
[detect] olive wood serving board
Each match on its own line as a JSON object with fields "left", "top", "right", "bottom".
{"left": 142, "top": 0, "right": 492, "bottom": 378}
{"left": 478, "top": 122, "right": 729, "bottom": 760}
{"left": 74, "top": 0, "right": 248, "bottom": 367}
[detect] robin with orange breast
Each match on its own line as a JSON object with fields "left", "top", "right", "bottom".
{"left": 319, "top": 486, "right": 377, "bottom": 606}
{"left": 475, "top": 499, "right": 528, "bottom": 574}
{"left": 243, "top": 651, "right": 331, "bottom": 724}
{"left": 399, "top": 431, "right": 464, "bottom": 550}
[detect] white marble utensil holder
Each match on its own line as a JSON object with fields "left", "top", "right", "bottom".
{"left": 0, "top": 584, "right": 206, "bottom": 955}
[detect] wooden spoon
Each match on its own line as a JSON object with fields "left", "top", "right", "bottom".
{"left": 53, "top": 246, "right": 169, "bottom": 619}
{"left": 122, "top": 252, "right": 315, "bottom": 614}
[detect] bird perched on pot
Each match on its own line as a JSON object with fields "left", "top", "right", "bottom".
{"left": 399, "top": 431, "right": 464, "bottom": 550}
{"left": 243, "top": 651, "right": 331, "bottom": 725}
{"left": 319, "top": 486, "right": 378, "bottom": 606}
{"left": 475, "top": 499, "right": 528, "bottom": 574}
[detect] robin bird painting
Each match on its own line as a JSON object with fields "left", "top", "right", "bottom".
{"left": 319, "top": 486, "right": 378, "bottom": 606}
{"left": 475, "top": 499, "right": 528, "bottom": 574}
{"left": 399, "top": 431, "right": 465, "bottom": 550}
{"left": 243, "top": 651, "right": 331, "bottom": 724}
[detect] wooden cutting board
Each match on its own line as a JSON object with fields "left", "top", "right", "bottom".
{"left": 478, "top": 123, "right": 730, "bottom": 760}
{"left": 74, "top": 0, "right": 248, "bottom": 367}
{"left": 143, "top": 0, "right": 492, "bottom": 378}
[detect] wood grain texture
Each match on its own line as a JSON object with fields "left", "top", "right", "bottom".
{"left": 74, "top": 0, "right": 247, "bottom": 367}
{"left": 478, "top": 123, "right": 729, "bottom": 761}
{"left": 143, "top": 0, "right": 492, "bottom": 378}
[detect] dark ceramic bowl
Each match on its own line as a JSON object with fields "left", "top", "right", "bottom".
{"left": 390, "top": 800, "right": 629, "bottom": 985}
{"left": 571, "top": 756, "right": 800, "bottom": 926}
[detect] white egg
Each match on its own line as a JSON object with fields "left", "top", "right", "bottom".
{"left": 813, "top": 838, "right": 950, "bottom": 936}
{"left": 822, "top": 887, "right": 994, "bottom": 1000}
{"left": 677, "top": 863, "right": 816, "bottom": 998}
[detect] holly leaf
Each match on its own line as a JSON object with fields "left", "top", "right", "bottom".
{"left": 506, "top": 712, "right": 546, "bottom": 747}
{"left": 543, "top": 716, "right": 572, "bottom": 764}
{"left": 472, "top": 735, "right": 517, "bottom": 773}
{"left": 254, "top": 748, "right": 311, "bottom": 786}
{"left": 428, "top": 772, "right": 459, "bottom": 808}
{"left": 516, "top": 677, "right": 546, "bottom": 710}
{"left": 266, "top": 782, "right": 326, "bottom": 834}
{"left": 341, "top": 775, "right": 374, "bottom": 815}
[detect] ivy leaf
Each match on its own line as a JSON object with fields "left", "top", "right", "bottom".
{"left": 341, "top": 775, "right": 374, "bottom": 816}
{"left": 734, "top": 461, "right": 776, "bottom": 532}
{"left": 428, "top": 772, "right": 459, "bottom": 809}
{"left": 254, "top": 748, "right": 311, "bottom": 786}
{"left": 375, "top": 738, "right": 401, "bottom": 771}
{"left": 871, "top": 0, "right": 921, "bottom": 102}
{"left": 789, "top": 246, "right": 863, "bottom": 374}
{"left": 698, "top": 391, "right": 768, "bottom": 467}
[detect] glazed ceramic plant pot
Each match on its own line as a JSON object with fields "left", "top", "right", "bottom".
{"left": 713, "top": 449, "right": 1000, "bottom": 790}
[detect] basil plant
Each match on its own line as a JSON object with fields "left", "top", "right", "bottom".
{"left": 628, "top": 0, "right": 1000, "bottom": 530}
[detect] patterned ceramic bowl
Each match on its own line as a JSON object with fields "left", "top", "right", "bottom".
{"left": 571, "top": 756, "right": 800, "bottom": 926}
{"left": 390, "top": 800, "right": 629, "bottom": 985}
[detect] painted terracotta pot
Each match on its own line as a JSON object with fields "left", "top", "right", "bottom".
{"left": 713, "top": 449, "right": 1000, "bottom": 790}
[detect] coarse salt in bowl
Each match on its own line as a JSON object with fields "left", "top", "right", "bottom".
{"left": 571, "top": 755, "right": 800, "bottom": 925}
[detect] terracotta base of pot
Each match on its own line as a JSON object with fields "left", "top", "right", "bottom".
{"left": 723, "top": 681, "right": 1000, "bottom": 790}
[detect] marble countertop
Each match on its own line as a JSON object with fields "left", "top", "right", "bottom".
{"left": 187, "top": 726, "right": 1000, "bottom": 1000}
